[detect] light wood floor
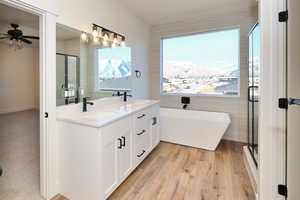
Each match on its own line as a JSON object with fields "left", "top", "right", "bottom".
{"left": 0, "top": 110, "right": 41, "bottom": 200}
{"left": 58, "top": 140, "right": 255, "bottom": 200}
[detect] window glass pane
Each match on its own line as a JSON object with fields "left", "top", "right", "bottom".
{"left": 162, "top": 29, "right": 240, "bottom": 96}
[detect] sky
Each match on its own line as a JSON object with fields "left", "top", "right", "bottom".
{"left": 162, "top": 29, "right": 240, "bottom": 70}
{"left": 98, "top": 46, "right": 131, "bottom": 61}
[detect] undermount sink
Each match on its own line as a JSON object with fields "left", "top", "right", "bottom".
{"left": 81, "top": 111, "right": 116, "bottom": 120}
{"left": 127, "top": 99, "right": 153, "bottom": 106}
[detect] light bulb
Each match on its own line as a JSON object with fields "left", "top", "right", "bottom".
{"left": 113, "top": 34, "right": 118, "bottom": 44}
{"left": 17, "top": 40, "right": 23, "bottom": 49}
{"left": 81, "top": 32, "right": 87, "bottom": 41}
{"left": 9, "top": 40, "right": 13, "bottom": 47}
{"left": 121, "top": 41, "right": 126, "bottom": 46}
{"left": 92, "top": 29, "right": 98, "bottom": 37}
{"left": 121, "top": 36, "right": 126, "bottom": 46}
{"left": 102, "top": 40, "right": 108, "bottom": 47}
{"left": 93, "top": 36, "right": 99, "bottom": 43}
{"left": 103, "top": 33, "right": 109, "bottom": 41}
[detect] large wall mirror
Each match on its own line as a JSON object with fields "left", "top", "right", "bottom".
{"left": 56, "top": 24, "right": 132, "bottom": 106}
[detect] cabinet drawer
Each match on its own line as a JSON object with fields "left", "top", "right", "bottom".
{"left": 135, "top": 117, "right": 149, "bottom": 133}
{"left": 135, "top": 129, "right": 150, "bottom": 149}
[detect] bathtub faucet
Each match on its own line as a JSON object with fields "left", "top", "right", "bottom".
{"left": 181, "top": 96, "right": 190, "bottom": 109}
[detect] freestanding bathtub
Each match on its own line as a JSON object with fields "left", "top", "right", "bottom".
{"left": 160, "top": 108, "right": 231, "bottom": 151}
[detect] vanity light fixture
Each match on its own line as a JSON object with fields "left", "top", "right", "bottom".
{"left": 92, "top": 23, "right": 126, "bottom": 47}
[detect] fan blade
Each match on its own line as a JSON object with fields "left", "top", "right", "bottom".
{"left": 23, "top": 35, "right": 39, "bottom": 40}
{"left": 0, "top": 37, "right": 9, "bottom": 39}
{"left": 20, "top": 38, "right": 32, "bottom": 44}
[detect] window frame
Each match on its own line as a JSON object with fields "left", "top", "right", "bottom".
{"left": 160, "top": 27, "right": 241, "bottom": 98}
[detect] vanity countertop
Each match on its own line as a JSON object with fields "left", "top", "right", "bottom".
{"left": 56, "top": 97, "right": 160, "bottom": 128}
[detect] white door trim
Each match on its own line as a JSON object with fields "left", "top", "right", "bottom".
{"left": 0, "top": 0, "right": 57, "bottom": 199}
{"left": 259, "top": 0, "right": 286, "bottom": 199}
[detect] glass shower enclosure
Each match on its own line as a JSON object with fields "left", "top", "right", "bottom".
{"left": 248, "top": 22, "right": 260, "bottom": 166}
{"left": 56, "top": 53, "right": 80, "bottom": 106}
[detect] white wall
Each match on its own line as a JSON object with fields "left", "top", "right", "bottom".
{"left": 0, "top": 42, "right": 39, "bottom": 113}
{"left": 149, "top": 3, "right": 258, "bottom": 142}
{"left": 20, "top": 0, "right": 150, "bottom": 99}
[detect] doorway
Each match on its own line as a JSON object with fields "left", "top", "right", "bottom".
{"left": 0, "top": 3, "right": 41, "bottom": 199}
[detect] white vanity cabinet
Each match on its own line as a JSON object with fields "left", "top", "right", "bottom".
{"left": 102, "top": 117, "right": 133, "bottom": 198}
{"left": 133, "top": 104, "right": 160, "bottom": 166}
{"left": 57, "top": 101, "right": 160, "bottom": 200}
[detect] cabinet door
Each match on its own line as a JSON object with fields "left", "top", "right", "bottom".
{"left": 102, "top": 139, "right": 118, "bottom": 197}
{"left": 150, "top": 106, "right": 160, "bottom": 148}
{"left": 150, "top": 115, "right": 160, "bottom": 147}
{"left": 118, "top": 129, "right": 132, "bottom": 181}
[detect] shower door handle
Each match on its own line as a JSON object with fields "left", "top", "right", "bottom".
{"left": 248, "top": 86, "right": 259, "bottom": 102}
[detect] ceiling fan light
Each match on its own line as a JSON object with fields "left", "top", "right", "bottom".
{"left": 17, "top": 41, "right": 23, "bottom": 49}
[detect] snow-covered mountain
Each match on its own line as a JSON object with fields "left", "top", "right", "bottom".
{"left": 98, "top": 59, "right": 131, "bottom": 79}
{"left": 163, "top": 61, "right": 239, "bottom": 78}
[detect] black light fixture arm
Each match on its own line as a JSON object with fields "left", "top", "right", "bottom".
{"left": 92, "top": 23, "right": 125, "bottom": 41}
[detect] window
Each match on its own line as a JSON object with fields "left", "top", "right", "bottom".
{"left": 161, "top": 29, "right": 240, "bottom": 96}
{"left": 96, "top": 47, "right": 132, "bottom": 90}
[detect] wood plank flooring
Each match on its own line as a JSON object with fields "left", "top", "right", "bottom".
{"left": 58, "top": 140, "right": 255, "bottom": 200}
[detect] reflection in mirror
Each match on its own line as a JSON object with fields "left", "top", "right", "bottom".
{"left": 56, "top": 24, "right": 132, "bottom": 106}
{"left": 97, "top": 47, "right": 131, "bottom": 92}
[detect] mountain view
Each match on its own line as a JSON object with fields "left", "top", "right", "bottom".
{"left": 162, "top": 61, "right": 240, "bottom": 95}
{"left": 98, "top": 59, "right": 131, "bottom": 80}
{"left": 162, "top": 29, "right": 242, "bottom": 96}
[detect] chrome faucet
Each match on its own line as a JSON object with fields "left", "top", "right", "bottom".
{"left": 82, "top": 97, "right": 94, "bottom": 112}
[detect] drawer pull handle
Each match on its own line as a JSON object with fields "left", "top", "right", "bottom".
{"left": 137, "top": 150, "right": 146, "bottom": 157}
{"left": 121, "top": 136, "right": 126, "bottom": 147}
{"left": 118, "top": 138, "right": 122, "bottom": 149}
{"left": 152, "top": 117, "right": 157, "bottom": 126}
{"left": 137, "top": 114, "right": 146, "bottom": 119}
{"left": 137, "top": 130, "right": 146, "bottom": 135}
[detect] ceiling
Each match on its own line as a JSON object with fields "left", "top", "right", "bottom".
{"left": 118, "top": 0, "right": 258, "bottom": 25}
{"left": 0, "top": 3, "right": 39, "bottom": 30}
{"left": 56, "top": 24, "right": 81, "bottom": 40}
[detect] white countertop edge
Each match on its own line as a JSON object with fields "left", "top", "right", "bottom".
{"left": 56, "top": 100, "right": 160, "bottom": 128}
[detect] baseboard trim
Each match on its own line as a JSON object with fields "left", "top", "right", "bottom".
{"left": 0, "top": 106, "right": 36, "bottom": 114}
{"left": 222, "top": 135, "right": 247, "bottom": 143}
{"left": 243, "top": 146, "right": 258, "bottom": 196}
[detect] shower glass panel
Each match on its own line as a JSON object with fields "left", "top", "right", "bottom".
{"left": 56, "top": 53, "right": 80, "bottom": 106}
{"left": 56, "top": 54, "right": 65, "bottom": 106}
{"left": 248, "top": 22, "right": 260, "bottom": 166}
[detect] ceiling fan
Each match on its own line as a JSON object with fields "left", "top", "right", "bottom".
{"left": 0, "top": 23, "right": 39, "bottom": 49}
